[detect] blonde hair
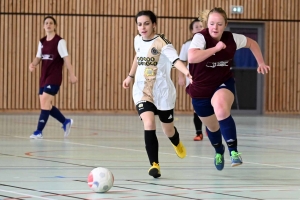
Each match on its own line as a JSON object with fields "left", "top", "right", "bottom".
{"left": 198, "top": 9, "right": 210, "bottom": 29}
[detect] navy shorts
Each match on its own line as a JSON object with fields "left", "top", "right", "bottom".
{"left": 136, "top": 100, "right": 174, "bottom": 123}
{"left": 192, "top": 78, "right": 235, "bottom": 117}
{"left": 39, "top": 85, "right": 60, "bottom": 96}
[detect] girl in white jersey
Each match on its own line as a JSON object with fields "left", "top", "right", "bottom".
{"left": 178, "top": 11, "right": 209, "bottom": 141}
{"left": 123, "top": 10, "right": 192, "bottom": 178}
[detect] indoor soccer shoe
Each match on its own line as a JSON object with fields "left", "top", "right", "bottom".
{"left": 29, "top": 130, "right": 43, "bottom": 139}
{"left": 193, "top": 134, "right": 203, "bottom": 141}
{"left": 230, "top": 151, "right": 243, "bottom": 167}
{"left": 214, "top": 153, "right": 225, "bottom": 171}
{"left": 148, "top": 162, "right": 161, "bottom": 178}
{"left": 62, "top": 119, "right": 73, "bottom": 137}
{"left": 172, "top": 141, "right": 186, "bottom": 158}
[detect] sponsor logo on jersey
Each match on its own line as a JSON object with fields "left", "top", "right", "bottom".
{"left": 206, "top": 60, "right": 230, "bottom": 68}
{"left": 42, "top": 54, "right": 54, "bottom": 60}
{"left": 137, "top": 56, "right": 158, "bottom": 66}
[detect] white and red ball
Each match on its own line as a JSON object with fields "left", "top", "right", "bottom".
{"left": 87, "top": 167, "right": 114, "bottom": 193}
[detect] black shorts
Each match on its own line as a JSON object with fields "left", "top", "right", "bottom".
{"left": 136, "top": 101, "right": 174, "bottom": 123}
{"left": 39, "top": 85, "right": 60, "bottom": 96}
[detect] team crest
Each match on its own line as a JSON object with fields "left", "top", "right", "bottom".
{"left": 151, "top": 47, "right": 159, "bottom": 55}
{"left": 144, "top": 68, "right": 155, "bottom": 76}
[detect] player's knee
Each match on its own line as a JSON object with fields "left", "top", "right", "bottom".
{"left": 143, "top": 120, "right": 156, "bottom": 130}
{"left": 213, "top": 104, "right": 230, "bottom": 120}
{"left": 162, "top": 124, "right": 175, "bottom": 135}
{"left": 40, "top": 96, "right": 52, "bottom": 110}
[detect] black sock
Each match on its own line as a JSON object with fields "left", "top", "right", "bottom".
{"left": 193, "top": 112, "right": 202, "bottom": 135}
{"left": 36, "top": 109, "right": 50, "bottom": 132}
{"left": 50, "top": 106, "right": 66, "bottom": 124}
{"left": 144, "top": 130, "right": 159, "bottom": 165}
{"left": 169, "top": 126, "right": 180, "bottom": 146}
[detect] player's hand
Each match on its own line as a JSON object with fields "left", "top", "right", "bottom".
{"left": 123, "top": 76, "right": 132, "bottom": 89}
{"left": 186, "top": 72, "right": 193, "bottom": 84}
{"left": 215, "top": 41, "right": 226, "bottom": 52}
{"left": 69, "top": 75, "right": 78, "bottom": 83}
{"left": 257, "top": 64, "right": 270, "bottom": 74}
{"left": 178, "top": 74, "right": 186, "bottom": 86}
{"left": 29, "top": 63, "right": 36, "bottom": 72}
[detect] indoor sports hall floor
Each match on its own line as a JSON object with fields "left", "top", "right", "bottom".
{"left": 0, "top": 113, "right": 299, "bottom": 200}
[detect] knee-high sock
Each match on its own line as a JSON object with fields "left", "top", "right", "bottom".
{"left": 206, "top": 127, "right": 224, "bottom": 154}
{"left": 145, "top": 130, "right": 159, "bottom": 165}
{"left": 50, "top": 106, "right": 66, "bottom": 124}
{"left": 193, "top": 112, "right": 202, "bottom": 134}
{"left": 219, "top": 115, "right": 238, "bottom": 155}
{"left": 168, "top": 127, "right": 180, "bottom": 146}
{"left": 36, "top": 109, "right": 50, "bottom": 132}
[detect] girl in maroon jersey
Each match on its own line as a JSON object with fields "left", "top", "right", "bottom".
{"left": 188, "top": 7, "right": 270, "bottom": 170}
{"left": 29, "top": 16, "right": 77, "bottom": 139}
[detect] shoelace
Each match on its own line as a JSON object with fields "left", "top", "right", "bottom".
{"left": 152, "top": 162, "right": 159, "bottom": 167}
{"left": 231, "top": 151, "right": 242, "bottom": 160}
{"left": 215, "top": 154, "right": 223, "bottom": 165}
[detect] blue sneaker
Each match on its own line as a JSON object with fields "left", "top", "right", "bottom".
{"left": 29, "top": 130, "right": 43, "bottom": 139}
{"left": 62, "top": 119, "right": 73, "bottom": 137}
{"left": 214, "top": 152, "right": 225, "bottom": 171}
{"left": 231, "top": 151, "right": 243, "bottom": 167}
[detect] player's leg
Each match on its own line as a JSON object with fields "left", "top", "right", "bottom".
{"left": 159, "top": 109, "right": 186, "bottom": 159}
{"left": 136, "top": 101, "right": 160, "bottom": 178}
{"left": 193, "top": 98, "right": 225, "bottom": 170}
{"left": 45, "top": 85, "right": 73, "bottom": 137}
{"left": 193, "top": 111, "right": 203, "bottom": 141}
{"left": 30, "top": 87, "right": 54, "bottom": 139}
{"left": 212, "top": 78, "right": 242, "bottom": 167}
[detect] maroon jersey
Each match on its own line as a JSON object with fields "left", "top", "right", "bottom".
{"left": 187, "top": 29, "right": 237, "bottom": 98}
{"left": 39, "top": 35, "right": 64, "bottom": 87}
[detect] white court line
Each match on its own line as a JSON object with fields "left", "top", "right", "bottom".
{"left": 0, "top": 189, "right": 55, "bottom": 200}
{"left": 15, "top": 136, "right": 300, "bottom": 170}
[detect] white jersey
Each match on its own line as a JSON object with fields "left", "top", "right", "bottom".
{"left": 179, "top": 40, "right": 192, "bottom": 87}
{"left": 133, "top": 34, "right": 179, "bottom": 110}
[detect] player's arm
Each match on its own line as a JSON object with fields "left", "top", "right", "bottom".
{"left": 29, "top": 42, "right": 42, "bottom": 72}
{"left": 245, "top": 37, "right": 270, "bottom": 74}
{"left": 178, "top": 43, "right": 187, "bottom": 86}
{"left": 177, "top": 61, "right": 186, "bottom": 86}
{"left": 123, "top": 55, "right": 137, "bottom": 89}
{"left": 173, "top": 59, "right": 190, "bottom": 78}
{"left": 234, "top": 33, "right": 270, "bottom": 74}
{"left": 163, "top": 44, "right": 192, "bottom": 83}
{"left": 63, "top": 56, "right": 78, "bottom": 83}
{"left": 188, "top": 34, "right": 219, "bottom": 63}
{"left": 58, "top": 39, "right": 78, "bottom": 83}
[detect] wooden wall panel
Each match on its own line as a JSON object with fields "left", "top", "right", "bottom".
{"left": 0, "top": 0, "right": 299, "bottom": 114}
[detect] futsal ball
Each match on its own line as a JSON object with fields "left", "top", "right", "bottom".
{"left": 87, "top": 167, "right": 114, "bottom": 193}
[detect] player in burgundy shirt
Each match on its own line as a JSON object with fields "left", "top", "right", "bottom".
{"left": 29, "top": 16, "right": 77, "bottom": 139}
{"left": 188, "top": 7, "right": 270, "bottom": 170}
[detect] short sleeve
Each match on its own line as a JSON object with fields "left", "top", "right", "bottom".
{"left": 179, "top": 42, "right": 188, "bottom": 61}
{"left": 134, "top": 35, "right": 140, "bottom": 52}
{"left": 162, "top": 44, "right": 179, "bottom": 64}
{"left": 189, "top": 33, "right": 206, "bottom": 50}
{"left": 233, "top": 33, "right": 247, "bottom": 50}
{"left": 36, "top": 42, "right": 42, "bottom": 58}
{"left": 57, "top": 39, "right": 69, "bottom": 58}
